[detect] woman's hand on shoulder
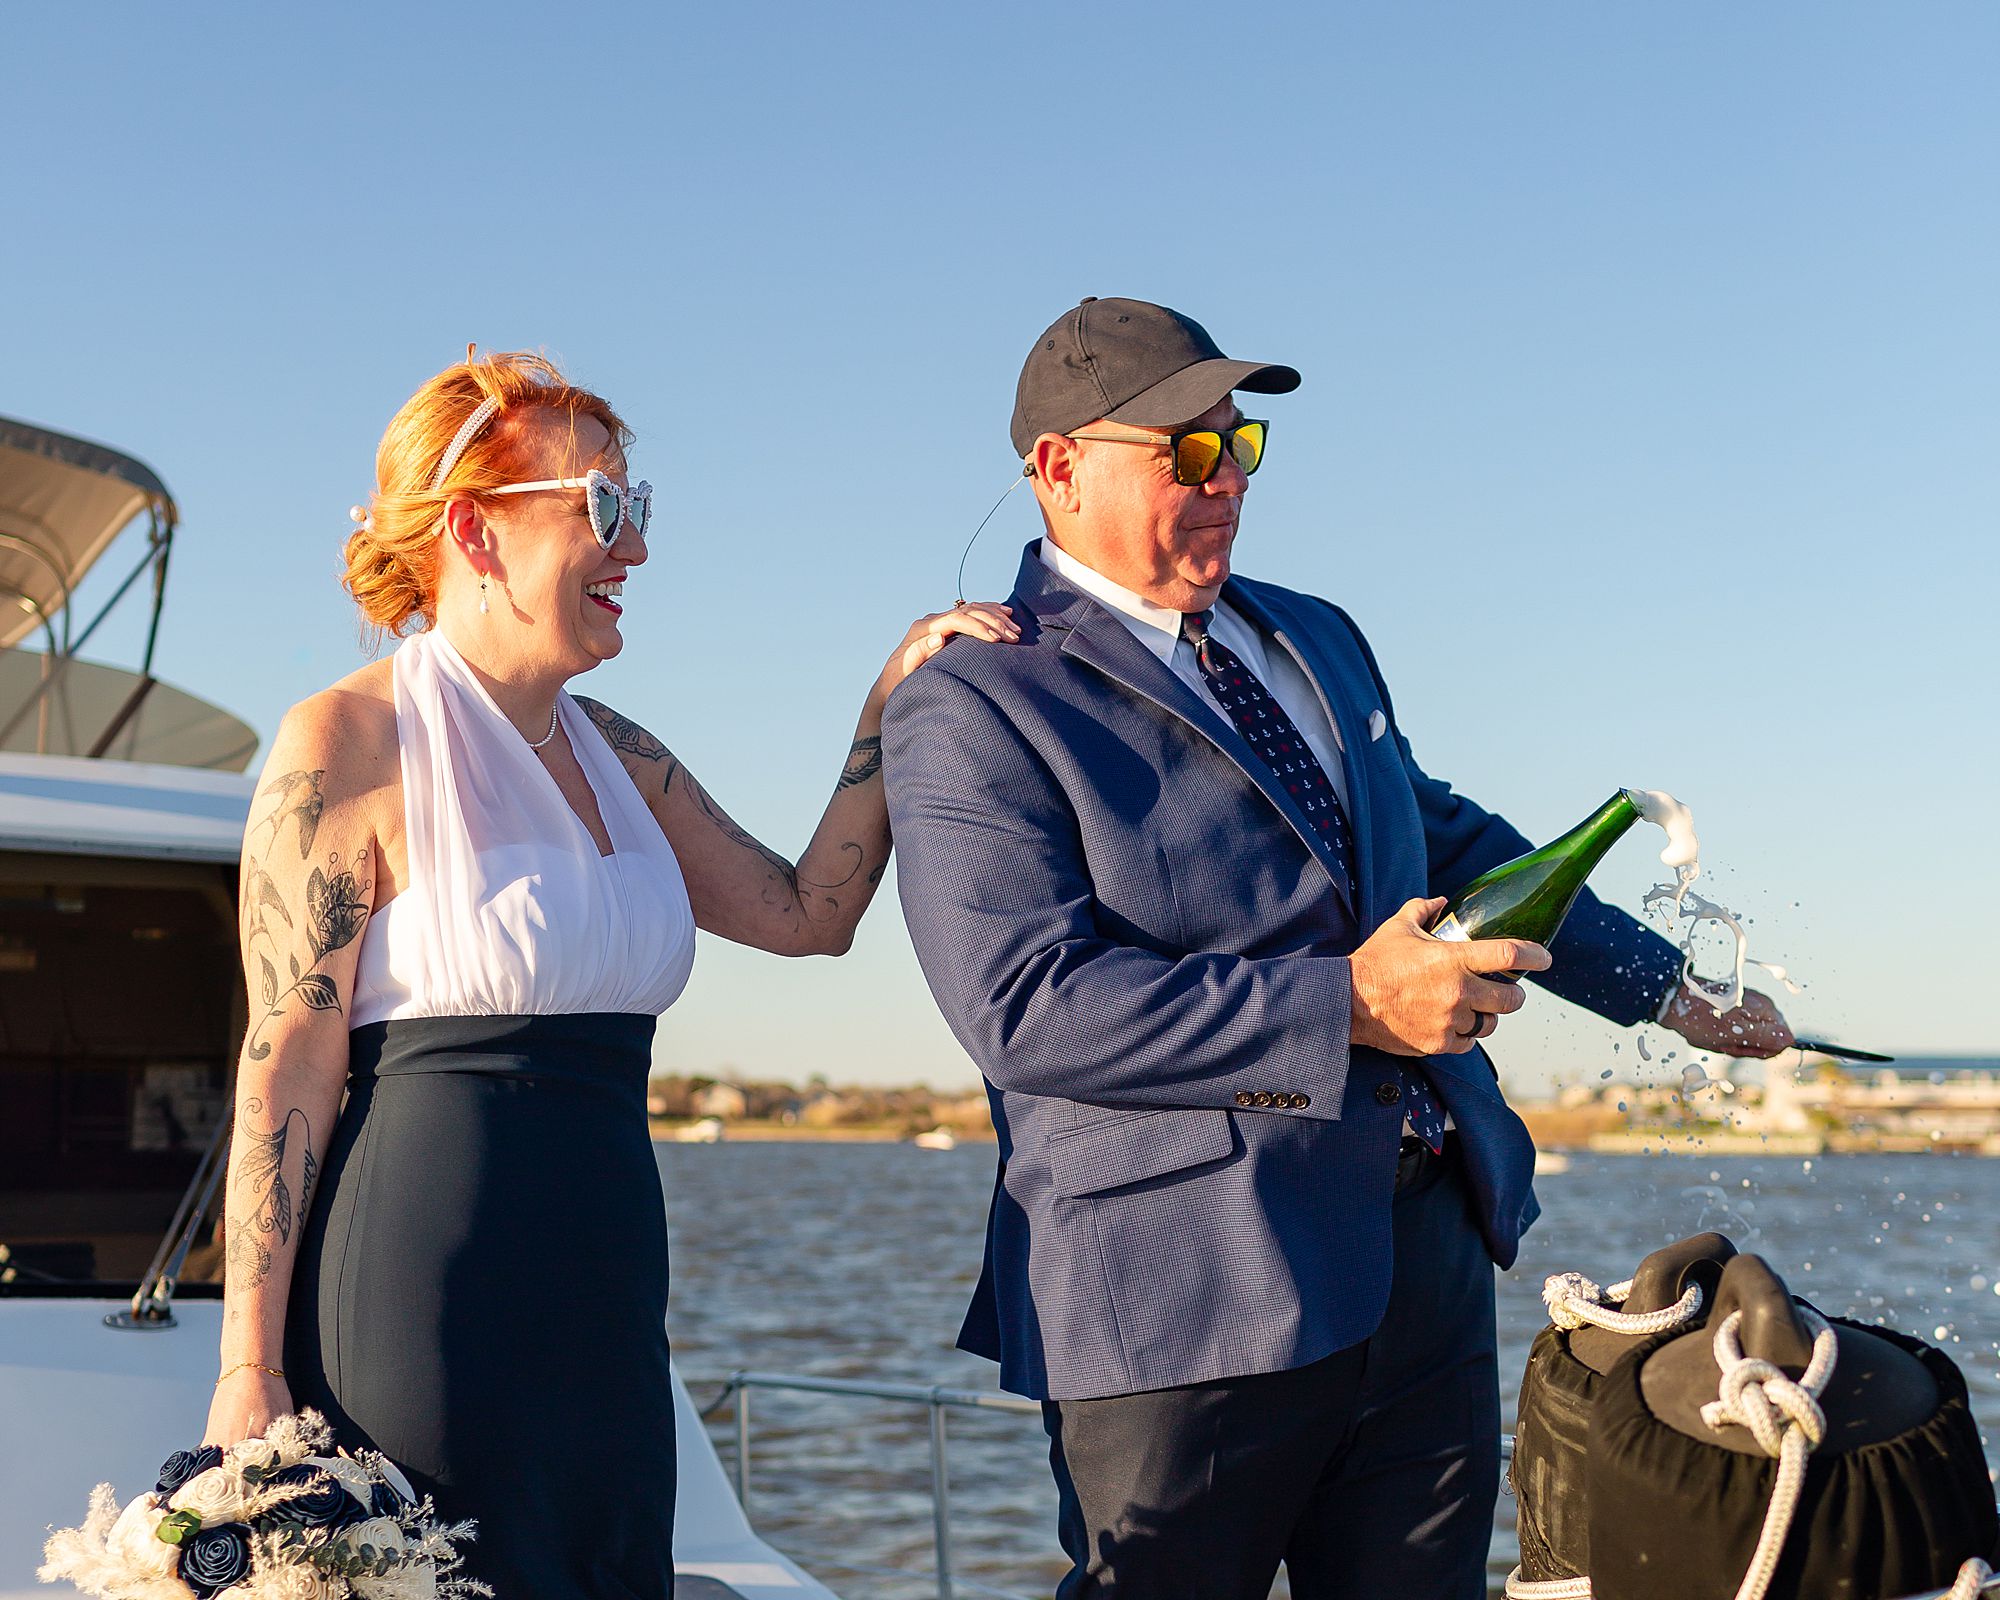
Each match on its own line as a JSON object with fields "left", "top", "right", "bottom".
{"left": 873, "top": 602, "right": 1020, "bottom": 704}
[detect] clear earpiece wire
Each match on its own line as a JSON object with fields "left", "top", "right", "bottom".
{"left": 955, "top": 466, "right": 1033, "bottom": 607}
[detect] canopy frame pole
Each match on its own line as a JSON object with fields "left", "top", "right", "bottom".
{"left": 0, "top": 505, "right": 175, "bottom": 751}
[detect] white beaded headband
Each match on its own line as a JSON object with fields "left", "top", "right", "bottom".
{"left": 430, "top": 396, "right": 502, "bottom": 490}
{"left": 348, "top": 395, "right": 502, "bottom": 534}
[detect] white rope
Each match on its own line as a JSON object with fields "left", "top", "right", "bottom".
{"left": 1542, "top": 1270, "right": 1705, "bottom": 1335}
{"left": 1946, "top": 1557, "right": 1995, "bottom": 1600}
{"left": 1698, "top": 1305, "right": 1838, "bottom": 1600}
{"left": 1504, "top": 1566, "right": 1593, "bottom": 1598}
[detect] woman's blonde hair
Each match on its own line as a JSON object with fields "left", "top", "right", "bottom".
{"left": 342, "top": 350, "right": 634, "bottom": 636}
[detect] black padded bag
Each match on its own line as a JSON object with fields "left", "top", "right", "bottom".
{"left": 1512, "top": 1322, "right": 1598, "bottom": 1581}
{"left": 1585, "top": 1321, "right": 1998, "bottom": 1600}
{"left": 1512, "top": 1234, "right": 1737, "bottom": 1584}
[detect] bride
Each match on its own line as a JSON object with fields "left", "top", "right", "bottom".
{"left": 201, "top": 350, "right": 1017, "bottom": 1596}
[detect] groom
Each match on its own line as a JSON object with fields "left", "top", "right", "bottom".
{"left": 881, "top": 296, "right": 1792, "bottom": 1598}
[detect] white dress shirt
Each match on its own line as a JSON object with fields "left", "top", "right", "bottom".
{"left": 1037, "top": 538, "right": 1351, "bottom": 813}
{"left": 1038, "top": 538, "right": 1453, "bottom": 1138}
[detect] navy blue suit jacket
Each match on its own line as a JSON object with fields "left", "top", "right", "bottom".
{"left": 881, "top": 546, "right": 1683, "bottom": 1401}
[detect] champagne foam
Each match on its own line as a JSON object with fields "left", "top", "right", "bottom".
{"left": 1625, "top": 787, "right": 1778, "bottom": 1015}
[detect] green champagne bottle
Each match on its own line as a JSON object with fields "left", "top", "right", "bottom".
{"left": 1429, "top": 789, "right": 1644, "bottom": 954}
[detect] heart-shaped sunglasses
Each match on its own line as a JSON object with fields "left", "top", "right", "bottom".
{"left": 490, "top": 469, "right": 652, "bottom": 549}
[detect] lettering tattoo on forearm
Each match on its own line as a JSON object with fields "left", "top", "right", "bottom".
{"left": 837, "top": 735, "right": 883, "bottom": 790}
{"left": 226, "top": 1096, "right": 316, "bottom": 1291}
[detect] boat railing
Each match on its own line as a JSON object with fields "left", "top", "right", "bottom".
{"left": 102, "top": 1112, "right": 229, "bottom": 1329}
{"left": 698, "top": 1369, "right": 1043, "bottom": 1600}
{"left": 694, "top": 1381, "right": 1999, "bottom": 1600}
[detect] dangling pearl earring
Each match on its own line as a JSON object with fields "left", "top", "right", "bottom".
{"left": 479, "top": 574, "right": 489, "bottom": 615}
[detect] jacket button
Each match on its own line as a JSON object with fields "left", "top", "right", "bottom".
{"left": 1375, "top": 1082, "right": 1403, "bottom": 1106}
{"left": 1252, "top": 1091, "right": 1274, "bottom": 1107}
{"left": 1235, "top": 1090, "right": 1254, "bottom": 1107}
{"left": 1290, "top": 1094, "right": 1311, "bottom": 1110}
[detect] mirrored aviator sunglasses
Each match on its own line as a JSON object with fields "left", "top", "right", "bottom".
{"left": 489, "top": 468, "right": 653, "bottom": 550}
{"left": 1172, "top": 419, "right": 1268, "bottom": 487}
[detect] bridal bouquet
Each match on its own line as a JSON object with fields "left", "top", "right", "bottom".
{"left": 40, "top": 1410, "right": 488, "bottom": 1600}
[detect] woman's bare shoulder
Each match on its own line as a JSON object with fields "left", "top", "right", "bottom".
{"left": 264, "top": 660, "right": 398, "bottom": 799}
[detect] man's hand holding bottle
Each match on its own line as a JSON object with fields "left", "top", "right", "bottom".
{"left": 1349, "top": 897, "right": 1552, "bottom": 1056}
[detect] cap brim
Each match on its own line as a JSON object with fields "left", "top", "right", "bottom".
{"left": 1104, "top": 358, "right": 1301, "bottom": 430}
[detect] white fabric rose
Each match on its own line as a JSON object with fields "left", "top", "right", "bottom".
{"left": 267, "top": 1566, "right": 337, "bottom": 1600}
{"left": 171, "top": 1463, "right": 252, "bottom": 1522}
{"left": 227, "top": 1437, "right": 280, "bottom": 1475}
{"left": 313, "top": 1454, "right": 377, "bottom": 1511}
{"left": 105, "top": 1494, "right": 178, "bottom": 1580}
{"left": 341, "top": 1517, "right": 409, "bottom": 1561}
{"left": 355, "top": 1560, "right": 437, "bottom": 1600}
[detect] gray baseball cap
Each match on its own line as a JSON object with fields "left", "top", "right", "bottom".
{"left": 1010, "top": 296, "right": 1301, "bottom": 457}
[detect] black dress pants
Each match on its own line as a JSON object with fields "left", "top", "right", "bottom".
{"left": 1042, "top": 1136, "right": 1501, "bottom": 1599}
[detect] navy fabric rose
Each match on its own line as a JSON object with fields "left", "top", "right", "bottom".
{"left": 178, "top": 1522, "right": 252, "bottom": 1598}
{"left": 263, "top": 1464, "right": 361, "bottom": 1529}
{"left": 155, "top": 1445, "right": 223, "bottom": 1498}
{"left": 368, "top": 1476, "right": 412, "bottom": 1520}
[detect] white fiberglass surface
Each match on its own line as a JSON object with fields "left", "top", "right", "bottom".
{"left": 0, "top": 1300, "right": 836, "bottom": 1600}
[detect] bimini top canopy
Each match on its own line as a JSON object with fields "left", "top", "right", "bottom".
{"left": 0, "top": 650, "right": 258, "bottom": 770}
{"left": 0, "top": 414, "right": 176, "bottom": 650}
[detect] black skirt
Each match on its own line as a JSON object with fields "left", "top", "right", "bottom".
{"left": 288, "top": 1013, "right": 674, "bottom": 1599}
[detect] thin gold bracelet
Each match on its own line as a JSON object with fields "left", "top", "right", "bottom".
{"left": 216, "top": 1361, "right": 285, "bottom": 1385}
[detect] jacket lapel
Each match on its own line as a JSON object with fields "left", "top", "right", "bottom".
{"left": 1014, "top": 549, "right": 1354, "bottom": 917}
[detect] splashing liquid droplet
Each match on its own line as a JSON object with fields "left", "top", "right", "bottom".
{"left": 1626, "top": 789, "right": 1782, "bottom": 1014}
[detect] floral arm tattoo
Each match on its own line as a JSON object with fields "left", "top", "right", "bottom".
{"left": 225, "top": 1097, "right": 315, "bottom": 1290}
{"left": 227, "top": 769, "right": 365, "bottom": 1295}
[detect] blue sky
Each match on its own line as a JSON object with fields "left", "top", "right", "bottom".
{"left": 5, "top": 3, "right": 1994, "bottom": 1091}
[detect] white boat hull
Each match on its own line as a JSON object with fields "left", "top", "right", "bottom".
{"left": 1, "top": 1298, "right": 834, "bottom": 1599}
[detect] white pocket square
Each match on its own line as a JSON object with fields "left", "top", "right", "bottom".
{"left": 1368, "top": 710, "right": 1388, "bottom": 742}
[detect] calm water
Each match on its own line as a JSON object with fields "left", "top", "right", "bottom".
{"left": 662, "top": 1144, "right": 2000, "bottom": 1599}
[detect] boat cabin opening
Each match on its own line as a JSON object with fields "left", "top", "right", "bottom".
{"left": 0, "top": 849, "right": 240, "bottom": 1296}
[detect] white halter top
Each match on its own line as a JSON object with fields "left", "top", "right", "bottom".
{"left": 349, "top": 630, "right": 697, "bottom": 1026}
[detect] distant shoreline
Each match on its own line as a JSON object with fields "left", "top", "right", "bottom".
{"left": 651, "top": 1118, "right": 996, "bottom": 1144}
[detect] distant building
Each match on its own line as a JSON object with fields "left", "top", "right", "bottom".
{"left": 692, "top": 1082, "right": 749, "bottom": 1121}
{"left": 1758, "top": 1057, "right": 2000, "bottom": 1146}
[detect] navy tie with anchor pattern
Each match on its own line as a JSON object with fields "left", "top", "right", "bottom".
{"left": 1181, "top": 610, "right": 1447, "bottom": 1152}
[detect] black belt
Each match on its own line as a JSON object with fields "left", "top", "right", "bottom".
{"left": 1396, "top": 1130, "right": 1456, "bottom": 1191}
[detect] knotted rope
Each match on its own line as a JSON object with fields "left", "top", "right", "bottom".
{"left": 1509, "top": 1282, "right": 1997, "bottom": 1600}
{"left": 1700, "top": 1305, "right": 1838, "bottom": 1600}
{"left": 1541, "top": 1270, "right": 1705, "bottom": 1336}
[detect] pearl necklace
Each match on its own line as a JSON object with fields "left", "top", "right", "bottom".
{"left": 525, "top": 704, "right": 560, "bottom": 750}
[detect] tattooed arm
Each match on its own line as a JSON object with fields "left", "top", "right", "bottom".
{"left": 571, "top": 598, "right": 1018, "bottom": 957}
{"left": 204, "top": 686, "right": 395, "bottom": 1446}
